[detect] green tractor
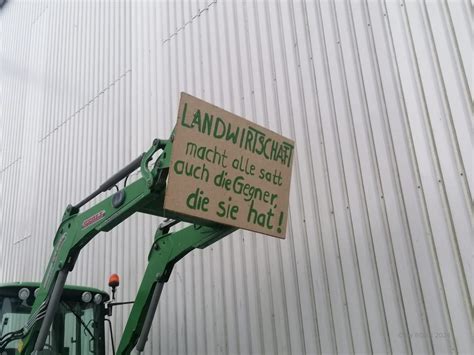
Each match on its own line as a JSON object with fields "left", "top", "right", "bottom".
{"left": 0, "top": 283, "right": 110, "bottom": 355}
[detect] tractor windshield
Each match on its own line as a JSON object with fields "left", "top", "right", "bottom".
{"left": 0, "top": 288, "right": 106, "bottom": 355}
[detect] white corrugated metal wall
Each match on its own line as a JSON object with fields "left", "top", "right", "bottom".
{"left": 0, "top": 0, "right": 471, "bottom": 354}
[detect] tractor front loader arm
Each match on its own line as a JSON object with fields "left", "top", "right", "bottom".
{"left": 13, "top": 138, "right": 172, "bottom": 354}
{"left": 116, "top": 222, "right": 236, "bottom": 355}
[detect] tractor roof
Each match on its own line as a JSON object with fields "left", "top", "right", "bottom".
{"left": 0, "top": 282, "right": 109, "bottom": 300}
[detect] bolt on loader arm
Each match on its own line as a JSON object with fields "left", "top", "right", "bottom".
{"left": 3, "top": 137, "right": 187, "bottom": 354}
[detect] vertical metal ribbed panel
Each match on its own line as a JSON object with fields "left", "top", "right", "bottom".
{"left": 0, "top": 1, "right": 471, "bottom": 354}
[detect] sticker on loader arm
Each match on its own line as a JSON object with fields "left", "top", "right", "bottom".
{"left": 164, "top": 92, "right": 295, "bottom": 238}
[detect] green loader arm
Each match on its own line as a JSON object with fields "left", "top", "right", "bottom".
{"left": 116, "top": 222, "right": 236, "bottom": 354}
{"left": 0, "top": 134, "right": 237, "bottom": 355}
{"left": 0, "top": 135, "right": 209, "bottom": 354}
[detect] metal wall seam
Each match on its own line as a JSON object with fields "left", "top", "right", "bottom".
{"left": 419, "top": 0, "right": 471, "bottom": 286}
{"left": 273, "top": 1, "right": 318, "bottom": 353}
{"left": 11, "top": 1, "right": 29, "bottom": 281}
{"left": 33, "top": 2, "right": 51, "bottom": 283}
{"left": 363, "top": 0, "right": 451, "bottom": 352}
{"left": 6, "top": 3, "right": 17, "bottom": 265}
{"left": 325, "top": 1, "right": 370, "bottom": 350}
{"left": 334, "top": 1, "right": 391, "bottom": 352}
{"left": 338, "top": 1, "right": 433, "bottom": 353}
{"left": 441, "top": 1, "right": 473, "bottom": 195}
{"left": 297, "top": 1, "right": 341, "bottom": 353}
{"left": 386, "top": 0, "right": 470, "bottom": 354}
{"left": 243, "top": 3, "right": 278, "bottom": 353}
{"left": 315, "top": 1, "right": 386, "bottom": 352}
{"left": 442, "top": 1, "right": 472, "bottom": 125}
{"left": 22, "top": 1, "right": 42, "bottom": 277}
{"left": 356, "top": 2, "right": 413, "bottom": 352}
{"left": 446, "top": 0, "right": 472, "bottom": 99}
{"left": 288, "top": 2, "right": 333, "bottom": 352}
{"left": 255, "top": 2, "right": 291, "bottom": 353}
{"left": 386, "top": 0, "right": 450, "bottom": 352}
{"left": 337, "top": 1, "right": 397, "bottom": 352}
{"left": 399, "top": 1, "right": 471, "bottom": 352}
{"left": 251, "top": 3, "right": 286, "bottom": 354}
{"left": 417, "top": 0, "right": 471, "bottom": 349}
{"left": 1, "top": 3, "right": 9, "bottom": 280}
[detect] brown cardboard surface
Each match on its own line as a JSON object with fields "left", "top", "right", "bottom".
{"left": 164, "top": 92, "right": 295, "bottom": 238}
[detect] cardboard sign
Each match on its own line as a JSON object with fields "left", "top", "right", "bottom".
{"left": 164, "top": 93, "right": 294, "bottom": 238}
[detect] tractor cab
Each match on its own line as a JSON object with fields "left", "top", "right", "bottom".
{"left": 0, "top": 283, "right": 109, "bottom": 355}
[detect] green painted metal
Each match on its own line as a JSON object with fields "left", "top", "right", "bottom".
{"left": 116, "top": 224, "right": 236, "bottom": 354}
{"left": 16, "top": 139, "right": 168, "bottom": 354}
{"left": 2, "top": 136, "right": 237, "bottom": 354}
